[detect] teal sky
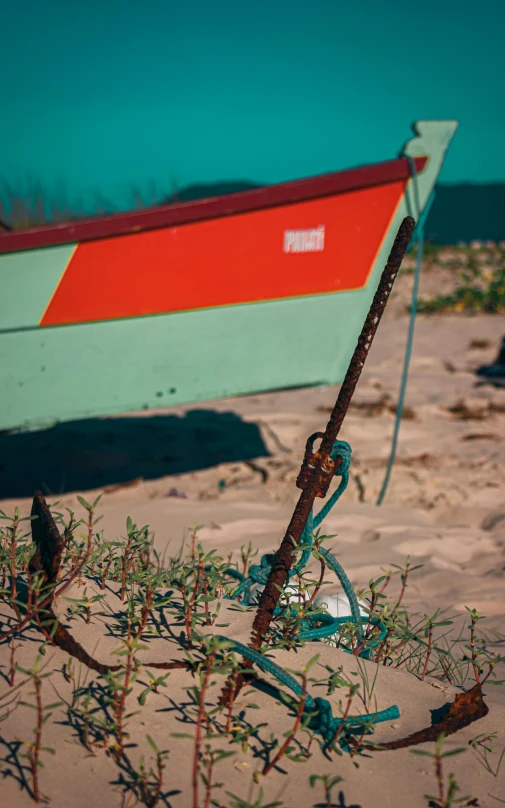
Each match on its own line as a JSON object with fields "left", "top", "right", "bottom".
{"left": 2, "top": 0, "right": 504, "bottom": 214}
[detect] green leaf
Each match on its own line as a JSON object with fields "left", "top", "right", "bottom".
{"left": 303, "top": 653, "right": 320, "bottom": 674}
{"left": 213, "top": 750, "right": 235, "bottom": 762}
{"left": 146, "top": 734, "right": 160, "bottom": 754}
{"left": 440, "top": 747, "right": 467, "bottom": 758}
{"left": 77, "top": 495, "right": 92, "bottom": 511}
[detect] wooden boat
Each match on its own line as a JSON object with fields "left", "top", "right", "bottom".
{"left": 0, "top": 120, "right": 457, "bottom": 433}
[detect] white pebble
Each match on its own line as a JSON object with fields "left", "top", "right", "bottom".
{"left": 313, "top": 592, "right": 367, "bottom": 618}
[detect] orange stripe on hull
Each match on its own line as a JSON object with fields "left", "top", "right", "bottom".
{"left": 40, "top": 180, "right": 406, "bottom": 327}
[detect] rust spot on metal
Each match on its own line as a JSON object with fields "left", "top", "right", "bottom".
{"left": 360, "top": 684, "right": 489, "bottom": 751}
{"left": 296, "top": 432, "right": 336, "bottom": 497}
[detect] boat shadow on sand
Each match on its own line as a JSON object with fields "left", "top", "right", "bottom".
{"left": 0, "top": 409, "right": 271, "bottom": 499}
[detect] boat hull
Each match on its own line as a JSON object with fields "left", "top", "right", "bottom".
{"left": 0, "top": 121, "right": 457, "bottom": 432}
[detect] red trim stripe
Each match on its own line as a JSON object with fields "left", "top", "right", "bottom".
{"left": 0, "top": 156, "right": 427, "bottom": 254}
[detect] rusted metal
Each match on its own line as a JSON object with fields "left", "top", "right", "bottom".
{"left": 296, "top": 431, "right": 335, "bottom": 497}
{"left": 29, "top": 492, "right": 119, "bottom": 673}
{"left": 250, "top": 215, "right": 415, "bottom": 650}
{"left": 359, "top": 684, "right": 488, "bottom": 751}
{"left": 218, "top": 217, "right": 415, "bottom": 709}
{"left": 28, "top": 491, "right": 190, "bottom": 675}
{"left": 30, "top": 492, "right": 65, "bottom": 583}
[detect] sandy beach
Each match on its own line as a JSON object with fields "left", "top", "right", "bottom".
{"left": 1, "top": 258, "right": 505, "bottom": 808}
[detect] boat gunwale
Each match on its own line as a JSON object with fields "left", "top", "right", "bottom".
{"left": 0, "top": 156, "right": 427, "bottom": 254}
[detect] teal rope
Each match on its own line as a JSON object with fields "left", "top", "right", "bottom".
{"left": 228, "top": 442, "right": 369, "bottom": 640}
{"left": 230, "top": 442, "right": 362, "bottom": 634}
{"left": 217, "top": 635, "right": 400, "bottom": 748}
{"left": 376, "top": 158, "right": 434, "bottom": 506}
{"left": 292, "top": 442, "right": 362, "bottom": 632}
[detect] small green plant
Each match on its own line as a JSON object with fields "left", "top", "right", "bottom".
{"left": 134, "top": 734, "right": 170, "bottom": 808}
{"left": 309, "top": 773, "right": 344, "bottom": 808}
{"left": 240, "top": 541, "right": 259, "bottom": 577}
{"left": 1, "top": 495, "right": 504, "bottom": 808}
{"left": 200, "top": 744, "right": 235, "bottom": 808}
{"left": 416, "top": 245, "right": 505, "bottom": 313}
{"left": 170, "top": 635, "right": 239, "bottom": 808}
{"left": 63, "top": 586, "right": 106, "bottom": 623}
{"left": 137, "top": 669, "right": 171, "bottom": 706}
{"left": 420, "top": 610, "right": 455, "bottom": 680}
{"left": 101, "top": 610, "right": 144, "bottom": 761}
{"left": 469, "top": 732, "right": 505, "bottom": 778}
{"left": 411, "top": 734, "right": 473, "bottom": 808}
{"left": 462, "top": 607, "right": 505, "bottom": 687}
{"left": 225, "top": 786, "right": 285, "bottom": 808}
{"left": 15, "top": 655, "right": 63, "bottom": 803}
{"left": 192, "top": 639, "right": 220, "bottom": 808}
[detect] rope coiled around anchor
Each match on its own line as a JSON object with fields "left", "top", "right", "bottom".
{"left": 217, "top": 440, "right": 399, "bottom": 745}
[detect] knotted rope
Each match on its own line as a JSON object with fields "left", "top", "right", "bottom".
{"left": 231, "top": 442, "right": 358, "bottom": 615}
{"left": 216, "top": 635, "right": 400, "bottom": 749}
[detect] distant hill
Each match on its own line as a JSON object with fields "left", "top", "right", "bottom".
{"left": 165, "top": 181, "right": 259, "bottom": 203}
{"left": 425, "top": 184, "right": 505, "bottom": 244}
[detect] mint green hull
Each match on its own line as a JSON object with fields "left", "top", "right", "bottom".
{"left": 1, "top": 290, "right": 366, "bottom": 431}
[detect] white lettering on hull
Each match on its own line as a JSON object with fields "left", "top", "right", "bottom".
{"left": 283, "top": 225, "right": 325, "bottom": 254}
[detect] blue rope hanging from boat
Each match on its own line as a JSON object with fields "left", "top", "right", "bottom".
{"left": 376, "top": 158, "right": 435, "bottom": 505}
